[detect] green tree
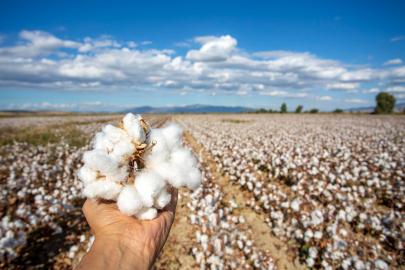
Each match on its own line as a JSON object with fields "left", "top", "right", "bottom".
{"left": 295, "top": 105, "right": 303, "bottom": 113}
{"left": 268, "top": 109, "right": 273, "bottom": 113}
{"left": 374, "top": 92, "right": 396, "bottom": 114}
{"left": 259, "top": 108, "right": 268, "bottom": 113}
{"left": 333, "top": 109, "right": 343, "bottom": 113}
{"left": 281, "top": 103, "right": 287, "bottom": 113}
{"left": 310, "top": 108, "right": 319, "bottom": 113}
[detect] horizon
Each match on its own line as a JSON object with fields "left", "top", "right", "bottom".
{"left": 1, "top": 0, "right": 405, "bottom": 112}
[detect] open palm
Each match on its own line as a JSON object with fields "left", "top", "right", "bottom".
{"left": 78, "top": 188, "right": 178, "bottom": 270}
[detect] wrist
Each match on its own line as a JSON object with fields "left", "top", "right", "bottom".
{"left": 77, "top": 236, "right": 153, "bottom": 270}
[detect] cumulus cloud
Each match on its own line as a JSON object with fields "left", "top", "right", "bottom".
{"left": 382, "top": 58, "right": 403, "bottom": 66}
{"left": 0, "top": 30, "right": 405, "bottom": 99}
{"left": 362, "top": 88, "right": 379, "bottom": 94}
{"left": 326, "top": 83, "right": 360, "bottom": 90}
{"left": 386, "top": 86, "right": 405, "bottom": 92}
{"left": 78, "top": 36, "right": 121, "bottom": 52}
{"left": 0, "top": 30, "right": 81, "bottom": 57}
{"left": 186, "top": 35, "right": 237, "bottom": 62}
{"left": 346, "top": 89, "right": 359, "bottom": 94}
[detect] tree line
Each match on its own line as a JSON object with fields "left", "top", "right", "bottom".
{"left": 240, "top": 92, "right": 403, "bottom": 114}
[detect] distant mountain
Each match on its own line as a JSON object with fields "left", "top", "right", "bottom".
{"left": 121, "top": 104, "right": 256, "bottom": 114}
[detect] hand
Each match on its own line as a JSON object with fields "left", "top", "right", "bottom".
{"left": 75, "top": 188, "right": 178, "bottom": 270}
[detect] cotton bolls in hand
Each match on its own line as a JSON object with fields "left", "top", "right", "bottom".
{"left": 78, "top": 113, "right": 201, "bottom": 220}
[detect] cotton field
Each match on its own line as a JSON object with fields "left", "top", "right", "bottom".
{"left": 1, "top": 113, "right": 404, "bottom": 269}
{"left": 178, "top": 114, "right": 405, "bottom": 270}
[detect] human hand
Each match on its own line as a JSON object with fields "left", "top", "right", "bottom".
{"left": 75, "top": 187, "right": 178, "bottom": 270}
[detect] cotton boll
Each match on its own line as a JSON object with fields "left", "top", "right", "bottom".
{"left": 144, "top": 129, "right": 170, "bottom": 167}
{"left": 155, "top": 162, "right": 188, "bottom": 188}
{"left": 123, "top": 113, "right": 146, "bottom": 144}
{"left": 107, "top": 164, "right": 129, "bottom": 183}
{"left": 134, "top": 171, "right": 166, "bottom": 207}
{"left": 162, "top": 123, "right": 183, "bottom": 152}
{"left": 83, "top": 150, "right": 127, "bottom": 183}
{"left": 187, "top": 167, "right": 202, "bottom": 190}
{"left": 111, "top": 140, "right": 136, "bottom": 163}
{"left": 92, "top": 132, "right": 114, "bottom": 150}
{"left": 170, "top": 148, "right": 197, "bottom": 168}
{"left": 154, "top": 187, "right": 172, "bottom": 209}
{"left": 77, "top": 165, "right": 98, "bottom": 186}
{"left": 102, "top": 124, "right": 129, "bottom": 144}
{"left": 83, "top": 149, "right": 109, "bottom": 170}
{"left": 83, "top": 180, "right": 123, "bottom": 201}
{"left": 135, "top": 207, "right": 158, "bottom": 220}
{"left": 117, "top": 186, "right": 143, "bottom": 216}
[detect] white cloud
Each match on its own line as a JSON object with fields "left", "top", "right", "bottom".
{"left": 382, "top": 58, "right": 403, "bottom": 66}
{"left": 259, "top": 91, "right": 308, "bottom": 98}
{"left": 362, "top": 88, "right": 379, "bottom": 94}
{"left": 0, "top": 30, "right": 81, "bottom": 57}
{"left": 319, "top": 96, "right": 332, "bottom": 101}
{"left": 346, "top": 89, "right": 359, "bottom": 94}
{"left": 127, "top": 41, "right": 138, "bottom": 48}
{"left": 1, "top": 31, "right": 405, "bottom": 100}
{"left": 344, "top": 99, "right": 369, "bottom": 103}
{"left": 390, "top": 35, "right": 405, "bottom": 42}
{"left": 326, "top": 83, "right": 360, "bottom": 90}
{"left": 140, "top": 41, "right": 152, "bottom": 45}
{"left": 83, "top": 101, "right": 102, "bottom": 106}
{"left": 186, "top": 35, "right": 237, "bottom": 62}
{"left": 386, "top": 86, "right": 405, "bottom": 92}
{"left": 78, "top": 36, "right": 121, "bottom": 52}
{"left": 174, "top": 42, "right": 191, "bottom": 48}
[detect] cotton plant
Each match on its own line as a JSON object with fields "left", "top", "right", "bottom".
{"left": 77, "top": 113, "right": 202, "bottom": 220}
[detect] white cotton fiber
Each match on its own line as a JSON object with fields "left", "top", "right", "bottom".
{"left": 82, "top": 149, "right": 109, "bottom": 170}
{"left": 187, "top": 167, "right": 202, "bottom": 190}
{"left": 77, "top": 165, "right": 98, "bottom": 186}
{"left": 111, "top": 140, "right": 135, "bottom": 163}
{"left": 117, "top": 186, "right": 143, "bottom": 215}
{"left": 83, "top": 180, "right": 123, "bottom": 201}
{"left": 144, "top": 129, "right": 170, "bottom": 167}
{"left": 79, "top": 113, "right": 201, "bottom": 220}
{"left": 123, "top": 113, "right": 146, "bottom": 144}
{"left": 92, "top": 132, "right": 114, "bottom": 150}
{"left": 162, "top": 123, "right": 183, "bottom": 152}
{"left": 102, "top": 125, "right": 129, "bottom": 144}
{"left": 135, "top": 207, "right": 158, "bottom": 220}
{"left": 83, "top": 149, "right": 126, "bottom": 183}
{"left": 170, "top": 148, "right": 197, "bottom": 168}
{"left": 106, "top": 164, "right": 128, "bottom": 183}
{"left": 154, "top": 187, "right": 172, "bottom": 209}
{"left": 154, "top": 162, "right": 188, "bottom": 188}
{"left": 134, "top": 171, "right": 166, "bottom": 207}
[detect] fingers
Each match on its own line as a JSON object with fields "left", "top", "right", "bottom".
{"left": 161, "top": 187, "right": 178, "bottom": 218}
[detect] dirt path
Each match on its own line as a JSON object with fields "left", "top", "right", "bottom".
{"left": 183, "top": 130, "right": 306, "bottom": 270}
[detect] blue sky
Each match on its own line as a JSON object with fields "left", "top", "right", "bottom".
{"left": 0, "top": 0, "right": 404, "bottom": 112}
